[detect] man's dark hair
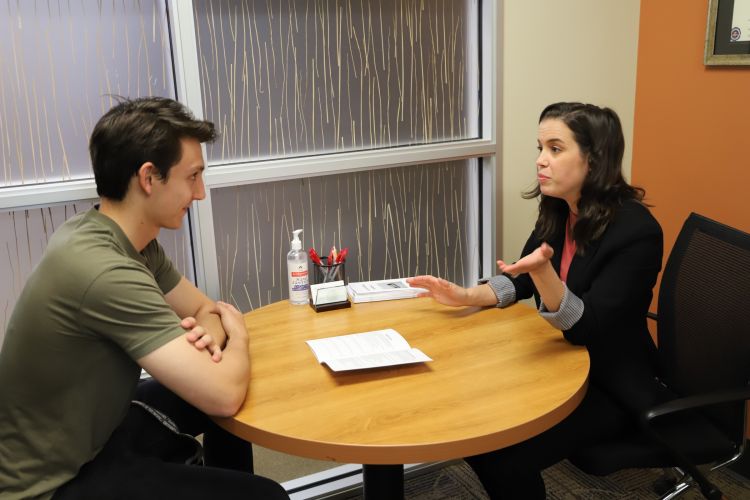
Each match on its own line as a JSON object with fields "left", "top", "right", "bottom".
{"left": 523, "top": 102, "right": 646, "bottom": 254}
{"left": 89, "top": 96, "right": 217, "bottom": 200}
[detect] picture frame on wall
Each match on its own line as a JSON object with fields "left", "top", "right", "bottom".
{"left": 705, "top": 0, "right": 750, "bottom": 65}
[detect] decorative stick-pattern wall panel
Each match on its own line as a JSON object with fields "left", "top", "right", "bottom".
{"left": 194, "top": 0, "right": 479, "bottom": 162}
{"left": 0, "top": 0, "right": 174, "bottom": 186}
{"left": 211, "top": 161, "right": 477, "bottom": 312}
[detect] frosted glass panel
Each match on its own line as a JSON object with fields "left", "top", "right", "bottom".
{"left": 211, "top": 160, "right": 478, "bottom": 311}
{"left": 0, "top": 1, "right": 174, "bottom": 186}
{"left": 159, "top": 225, "right": 196, "bottom": 286}
{"left": 194, "top": 0, "right": 480, "bottom": 163}
{"left": 0, "top": 203, "right": 193, "bottom": 346}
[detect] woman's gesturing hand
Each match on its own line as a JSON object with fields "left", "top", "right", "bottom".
{"left": 406, "top": 275, "right": 471, "bottom": 307}
{"left": 497, "top": 243, "right": 554, "bottom": 277}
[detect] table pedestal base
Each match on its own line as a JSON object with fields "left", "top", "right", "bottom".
{"left": 363, "top": 464, "right": 404, "bottom": 499}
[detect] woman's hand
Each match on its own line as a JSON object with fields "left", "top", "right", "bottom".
{"left": 500, "top": 243, "right": 565, "bottom": 312}
{"left": 406, "top": 275, "right": 471, "bottom": 307}
{"left": 497, "top": 242, "right": 554, "bottom": 276}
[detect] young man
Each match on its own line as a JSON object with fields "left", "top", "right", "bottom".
{"left": 0, "top": 97, "right": 288, "bottom": 499}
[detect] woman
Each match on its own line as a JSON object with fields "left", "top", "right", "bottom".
{"left": 407, "top": 102, "right": 663, "bottom": 499}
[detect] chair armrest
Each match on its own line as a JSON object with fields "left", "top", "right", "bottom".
{"left": 645, "top": 386, "right": 750, "bottom": 422}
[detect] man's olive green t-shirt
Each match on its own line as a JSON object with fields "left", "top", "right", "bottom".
{"left": 0, "top": 208, "right": 185, "bottom": 499}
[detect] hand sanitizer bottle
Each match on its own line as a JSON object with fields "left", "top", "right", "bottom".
{"left": 287, "top": 229, "right": 309, "bottom": 305}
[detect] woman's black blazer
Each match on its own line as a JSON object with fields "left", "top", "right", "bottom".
{"left": 508, "top": 200, "right": 664, "bottom": 413}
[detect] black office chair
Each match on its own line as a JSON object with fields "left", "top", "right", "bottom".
{"left": 570, "top": 212, "right": 750, "bottom": 499}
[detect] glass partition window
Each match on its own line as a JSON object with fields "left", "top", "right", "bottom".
{"left": 0, "top": 0, "right": 174, "bottom": 186}
{"left": 211, "top": 160, "right": 478, "bottom": 312}
{"left": 193, "top": 0, "right": 479, "bottom": 163}
{"left": 159, "top": 225, "right": 196, "bottom": 286}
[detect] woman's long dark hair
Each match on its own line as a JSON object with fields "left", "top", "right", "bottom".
{"left": 523, "top": 102, "right": 646, "bottom": 254}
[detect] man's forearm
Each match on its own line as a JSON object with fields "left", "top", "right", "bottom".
{"left": 208, "top": 334, "right": 250, "bottom": 414}
{"left": 222, "top": 334, "right": 250, "bottom": 384}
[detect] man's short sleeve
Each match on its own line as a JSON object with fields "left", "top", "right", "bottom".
{"left": 143, "top": 239, "right": 182, "bottom": 295}
{"left": 79, "top": 265, "right": 185, "bottom": 360}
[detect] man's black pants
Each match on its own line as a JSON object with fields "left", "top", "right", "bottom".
{"left": 52, "top": 379, "right": 288, "bottom": 500}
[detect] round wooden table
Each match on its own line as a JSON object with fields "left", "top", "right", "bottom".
{"left": 215, "top": 298, "right": 589, "bottom": 498}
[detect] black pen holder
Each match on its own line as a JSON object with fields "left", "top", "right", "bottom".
{"left": 311, "top": 260, "right": 347, "bottom": 285}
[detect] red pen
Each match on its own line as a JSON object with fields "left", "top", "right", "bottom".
{"left": 336, "top": 247, "right": 348, "bottom": 263}
{"left": 308, "top": 248, "right": 322, "bottom": 265}
{"left": 327, "top": 246, "right": 335, "bottom": 266}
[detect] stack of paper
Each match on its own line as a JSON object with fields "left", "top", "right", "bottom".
{"left": 346, "top": 278, "right": 426, "bottom": 303}
{"left": 306, "top": 329, "right": 432, "bottom": 371}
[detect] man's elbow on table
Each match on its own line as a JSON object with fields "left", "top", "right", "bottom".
{"left": 201, "top": 383, "right": 247, "bottom": 417}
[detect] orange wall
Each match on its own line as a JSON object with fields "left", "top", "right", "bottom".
{"left": 633, "top": 0, "right": 750, "bottom": 247}
{"left": 633, "top": 0, "right": 750, "bottom": 437}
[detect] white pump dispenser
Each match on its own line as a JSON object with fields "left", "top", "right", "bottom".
{"left": 287, "top": 229, "right": 309, "bottom": 305}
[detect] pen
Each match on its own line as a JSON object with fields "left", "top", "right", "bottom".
{"left": 327, "top": 246, "right": 335, "bottom": 266}
{"left": 327, "top": 247, "right": 337, "bottom": 281}
{"left": 336, "top": 247, "right": 348, "bottom": 263}
{"left": 309, "top": 248, "right": 322, "bottom": 265}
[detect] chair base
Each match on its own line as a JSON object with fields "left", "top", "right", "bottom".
{"left": 660, "top": 479, "right": 692, "bottom": 500}
{"left": 653, "top": 468, "right": 680, "bottom": 496}
{"left": 653, "top": 467, "right": 726, "bottom": 500}
{"left": 651, "top": 467, "right": 694, "bottom": 500}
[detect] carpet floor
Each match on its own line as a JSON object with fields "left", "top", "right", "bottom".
{"left": 340, "top": 459, "right": 750, "bottom": 499}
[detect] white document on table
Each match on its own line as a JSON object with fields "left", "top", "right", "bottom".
{"left": 305, "top": 329, "right": 432, "bottom": 371}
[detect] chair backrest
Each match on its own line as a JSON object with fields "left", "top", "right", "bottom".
{"left": 656, "top": 213, "right": 750, "bottom": 442}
